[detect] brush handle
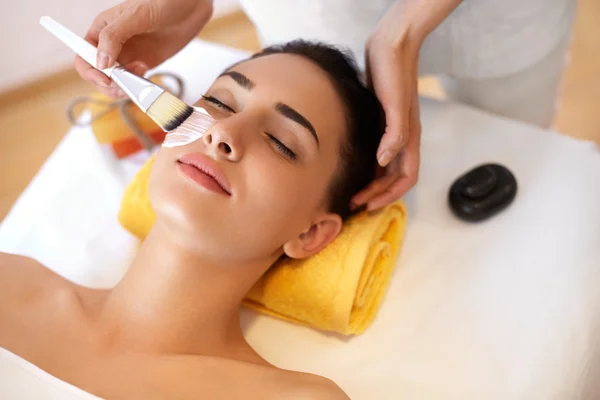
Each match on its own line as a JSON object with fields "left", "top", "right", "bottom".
{"left": 39, "top": 16, "right": 118, "bottom": 76}
{"left": 40, "top": 16, "right": 171, "bottom": 116}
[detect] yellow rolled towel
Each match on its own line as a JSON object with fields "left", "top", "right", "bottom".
{"left": 118, "top": 156, "right": 408, "bottom": 335}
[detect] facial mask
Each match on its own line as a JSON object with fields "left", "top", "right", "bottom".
{"left": 161, "top": 107, "right": 216, "bottom": 148}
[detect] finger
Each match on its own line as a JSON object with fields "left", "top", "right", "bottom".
{"left": 377, "top": 130, "right": 405, "bottom": 167}
{"left": 352, "top": 173, "right": 404, "bottom": 209}
{"left": 76, "top": 10, "right": 119, "bottom": 89}
{"left": 367, "top": 175, "right": 416, "bottom": 211}
{"left": 97, "top": 85, "right": 121, "bottom": 99}
{"left": 376, "top": 85, "right": 411, "bottom": 167}
{"left": 114, "top": 61, "right": 148, "bottom": 97}
{"left": 116, "top": 88, "right": 129, "bottom": 98}
{"left": 74, "top": 56, "right": 146, "bottom": 95}
{"left": 84, "top": 12, "right": 110, "bottom": 46}
{"left": 74, "top": 55, "right": 111, "bottom": 88}
{"left": 96, "top": 3, "right": 156, "bottom": 69}
{"left": 124, "top": 60, "right": 149, "bottom": 77}
{"left": 351, "top": 154, "right": 404, "bottom": 208}
{"left": 409, "top": 78, "right": 422, "bottom": 139}
{"left": 94, "top": 61, "right": 147, "bottom": 99}
{"left": 372, "top": 54, "right": 419, "bottom": 167}
{"left": 368, "top": 140, "right": 421, "bottom": 210}
{"left": 373, "top": 70, "right": 410, "bottom": 166}
{"left": 367, "top": 160, "right": 418, "bottom": 210}
{"left": 351, "top": 172, "right": 400, "bottom": 207}
{"left": 376, "top": 71, "right": 419, "bottom": 166}
{"left": 355, "top": 176, "right": 403, "bottom": 210}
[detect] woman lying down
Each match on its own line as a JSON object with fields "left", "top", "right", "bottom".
{"left": 0, "top": 41, "right": 385, "bottom": 399}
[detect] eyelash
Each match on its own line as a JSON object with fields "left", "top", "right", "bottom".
{"left": 202, "top": 95, "right": 234, "bottom": 112}
{"left": 266, "top": 133, "right": 296, "bottom": 160}
{"left": 201, "top": 95, "right": 297, "bottom": 161}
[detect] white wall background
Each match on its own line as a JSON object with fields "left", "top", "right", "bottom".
{"left": 0, "top": 0, "right": 240, "bottom": 93}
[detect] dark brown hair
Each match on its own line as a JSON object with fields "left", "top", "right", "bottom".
{"left": 249, "top": 40, "right": 386, "bottom": 219}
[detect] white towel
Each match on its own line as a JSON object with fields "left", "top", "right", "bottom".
{"left": 1, "top": 39, "right": 599, "bottom": 399}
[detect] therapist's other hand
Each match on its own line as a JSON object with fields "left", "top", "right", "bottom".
{"left": 75, "top": 0, "right": 213, "bottom": 98}
{"left": 353, "top": 0, "right": 462, "bottom": 211}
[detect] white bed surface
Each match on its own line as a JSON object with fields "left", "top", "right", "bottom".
{"left": 1, "top": 39, "right": 600, "bottom": 399}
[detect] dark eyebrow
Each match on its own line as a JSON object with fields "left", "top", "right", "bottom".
{"left": 218, "top": 70, "right": 319, "bottom": 146}
{"left": 218, "top": 71, "right": 255, "bottom": 90}
{"left": 274, "top": 102, "right": 319, "bottom": 146}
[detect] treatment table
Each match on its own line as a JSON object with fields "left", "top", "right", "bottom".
{"left": 1, "top": 39, "right": 599, "bottom": 399}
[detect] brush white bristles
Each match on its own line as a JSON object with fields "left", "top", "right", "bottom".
{"left": 38, "top": 16, "right": 193, "bottom": 133}
{"left": 161, "top": 108, "right": 216, "bottom": 148}
{"left": 147, "top": 91, "right": 194, "bottom": 132}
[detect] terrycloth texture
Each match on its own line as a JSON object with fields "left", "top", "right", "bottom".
{"left": 3, "top": 39, "right": 600, "bottom": 399}
{"left": 118, "top": 157, "right": 156, "bottom": 239}
{"left": 118, "top": 156, "right": 407, "bottom": 335}
{"left": 244, "top": 201, "right": 406, "bottom": 335}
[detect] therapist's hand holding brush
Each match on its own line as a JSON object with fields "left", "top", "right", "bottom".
{"left": 75, "top": 0, "right": 213, "bottom": 99}
{"left": 80, "top": 0, "right": 461, "bottom": 210}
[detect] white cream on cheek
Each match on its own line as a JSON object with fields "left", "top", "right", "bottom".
{"left": 161, "top": 107, "right": 216, "bottom": 148}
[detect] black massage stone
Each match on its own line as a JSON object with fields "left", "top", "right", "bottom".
{"left": 448, "top": 163, "right": 517, "bottom": 222}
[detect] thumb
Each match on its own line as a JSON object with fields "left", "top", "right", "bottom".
{"left": 375, "top": 76, "right": 417, "bottom": 166}
{"left": 376, "top": 87, "right": 409, "bottom": 166}
{"left": 377, "top": 127, "right": 405, "bottom": 167}
{"left": 96, "top": 4, "right": 155, "bottom": 69}
{"left": 370, "top": 63, "right": 412, "bottom": 167}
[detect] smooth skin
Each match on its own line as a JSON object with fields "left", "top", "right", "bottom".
{"left": 75, "top": 0, "right": 463, "bottom": 210}
{"left": 2, "top": 53, "right": 353, "bottom": 399}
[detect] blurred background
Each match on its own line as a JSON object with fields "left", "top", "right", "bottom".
{"left": 0, "top": 0, "right": 598, "bottom": 221}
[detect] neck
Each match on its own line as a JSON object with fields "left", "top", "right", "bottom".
{"left": 96, "top": 222, "right": 273, "bottom": 357}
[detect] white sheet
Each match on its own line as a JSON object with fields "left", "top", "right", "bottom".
{"left": 1, "top": 39, "right": 600, "bottom": 399}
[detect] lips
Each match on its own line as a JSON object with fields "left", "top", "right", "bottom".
{"left": 177, "top": 153, "right": 231, "bottom": 196}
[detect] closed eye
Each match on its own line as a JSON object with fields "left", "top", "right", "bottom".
{"left": 202, "top": 95, "right": 296, "bottom": 161}
{"left": 202, "top": 95, "right": 235, "bottom": 113}
{"left": 266, "top": 133, "right": 296, "bottom": 161}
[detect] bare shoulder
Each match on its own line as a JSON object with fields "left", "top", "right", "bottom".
{"left": 169, "top": 354, "right": 350, "bottom": 400}
{"left": 0, "top": 251, "right": 64, "bottom": 285}
{"left": 284, "top": 373, "right": 351, "bottom": 400}
{"left": 0, "top": 252, "right": 73, "bottom": 310}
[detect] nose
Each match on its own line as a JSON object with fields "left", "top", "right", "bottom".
{"left": 201, "top": 124, "right": 243, "bottom": 162}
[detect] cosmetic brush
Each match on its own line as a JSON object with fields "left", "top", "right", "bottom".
{"left": 40, "top": 16, "right": 195, "bottom": 133}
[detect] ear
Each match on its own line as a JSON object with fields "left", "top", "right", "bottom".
{"left": 282, "top": 212, "right": 343, "bottom": 259}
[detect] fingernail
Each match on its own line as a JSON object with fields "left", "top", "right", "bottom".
{"left": 377, "top": 150, "right": 393, "bottom": 166}
{"left": 367, "top": 201, "right": 383, "bottom": 212}
{"left": 97, "top": 52, "right": 110, "bottom": 70}
{"left": 351, "top": 196, "right": 365, "bottom": 207}
{"left": 92, "top": 76, "right": 108, "bottom": 88}
{"left": 135, "top": 63, "right": 148, "bottom": 76}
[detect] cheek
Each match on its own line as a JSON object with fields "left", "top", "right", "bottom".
{"left": 148, "top": 150, "right": 169, "bottom": 204}
{"left": 242, "top": 155, "right": 329, "bottom": 234}
{"left": 149, "top": 148, "right": 180, "bottom": 201}
{"left": 148, "top": 149, "right": 208, "bottom": 235}
{"left": 148, "top": 153, "right": 184, "bottom": 223}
